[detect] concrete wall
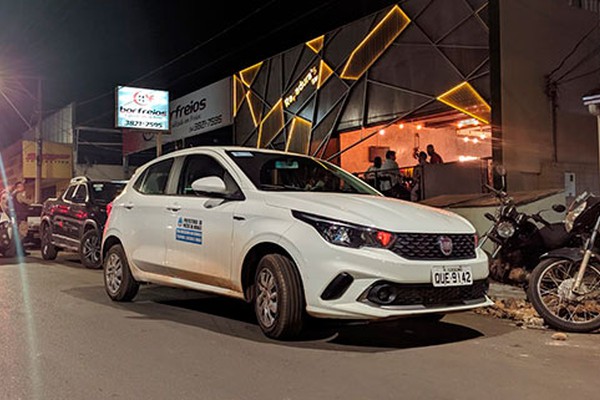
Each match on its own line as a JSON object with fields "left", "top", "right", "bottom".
{"left": 74, "top": 164, "right": 127, "bottom": 181}
{"left": 500, "top": 0, "right": 600, "bottom": 194}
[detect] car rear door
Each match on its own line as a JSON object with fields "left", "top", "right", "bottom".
{"left": 119, "top": 158, "right": 174, "bottom": 273}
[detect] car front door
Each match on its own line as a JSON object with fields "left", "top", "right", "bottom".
{"left": 165, "top": 154, "right": 242, "bottom": 290}
{"left": 120, "top": 158, "right": 174, "bottom": 273}
{"left": 64, "top": 183, "right": 88, "bottom": 241}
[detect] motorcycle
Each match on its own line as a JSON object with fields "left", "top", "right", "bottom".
{"left": 0, "top": 215, "right": 18, "bottom": 257}
{"left": 479, "top": 183, "right": 575, "bottom": 286}
{"left": 528, "top": 191, "right": 600, "bottom": 333}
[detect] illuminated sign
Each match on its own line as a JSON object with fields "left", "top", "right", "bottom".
{"left": 284, "top": 66, "right": 318, "bottom": 108}
{"left": 116, "top": 86, "right": 169, "bottom": 131}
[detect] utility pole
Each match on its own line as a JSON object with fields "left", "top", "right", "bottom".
{"left": 34, "top": 77, "right": 43, "bottom": 203}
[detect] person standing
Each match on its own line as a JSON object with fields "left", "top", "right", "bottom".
{"left": 381, "top": 150, "right": 401, "bottom": 197}
{"left": 426, "top": 144, "right": 443, "bottom": 164}
{"left": 410, "top": 151, "right": 428, "bottom": 201}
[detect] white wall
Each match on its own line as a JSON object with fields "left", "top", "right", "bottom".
{"left": 74, "top": 164, "right": 127, "bottom": 181}
{"left": 500, "top": 0, "right": 600, "bottom": 194}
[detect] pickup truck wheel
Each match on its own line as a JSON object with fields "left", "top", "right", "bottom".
{"left": 40, "top": 223, "right": 58, "bottom": 260}
{"left": 104, "top": 244, "right": 139, "bottom": 302}
{"left": 80, "top": 229, "right": 102, "bottom": 269}
{"left": 254, "top": 254, "right": 304, "bottom": 340}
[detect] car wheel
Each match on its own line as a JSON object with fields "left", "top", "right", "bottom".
{"left": 103, "top": 243, "right": 139, "bottom": 302}
{"left": 40, "top": 223, "right": 58, "bottom": 260}
{"left": 80, "top": 229, "right": 102, "bottom": 269}
{"left": 254, "top": 253, "right": 305, "bottom": 340}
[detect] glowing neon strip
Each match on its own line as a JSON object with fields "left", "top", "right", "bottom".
{"left": 437, "top": 82, "right": 491, "bottom": 124}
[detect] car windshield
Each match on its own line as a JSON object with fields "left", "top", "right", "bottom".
{"left": 226, "top": 150, "right": 381, "bottom": 195}
{"left": 90, "top": 182, "right": 126, "bottom": 204}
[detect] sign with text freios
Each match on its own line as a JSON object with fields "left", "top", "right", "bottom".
{"left": 122, "top": 78, "right": 232, "bottom": 155}
{"left": 22, "top": 140, "right": 73, "bottom": 179}
{"left": 116, "top": 86, "right": 169, "bottom": 131}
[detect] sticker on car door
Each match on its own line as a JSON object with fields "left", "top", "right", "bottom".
{"left": 175, "top": 217, "right": 203, "bottom": 245}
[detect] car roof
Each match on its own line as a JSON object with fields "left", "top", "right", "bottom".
{"left": 152, "top": 146, "right": 316, "bottom": 162}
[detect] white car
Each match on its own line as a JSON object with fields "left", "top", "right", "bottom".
{"left": 102, "top": 146, "right": 493, "bottom": 340}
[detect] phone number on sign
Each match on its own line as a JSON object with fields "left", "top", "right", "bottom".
{"left": 123, "top": 120, "right": 167, "bottom": 129}
{"left": 190, "top": 114, "right": 223, "bottom": 133}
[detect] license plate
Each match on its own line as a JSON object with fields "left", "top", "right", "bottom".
{"left": 431, "top": 266, "right": 473, "bottom": 287}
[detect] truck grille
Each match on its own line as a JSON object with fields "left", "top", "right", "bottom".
{"left": 391, "top": 233, "right": 476, "bottom": 260}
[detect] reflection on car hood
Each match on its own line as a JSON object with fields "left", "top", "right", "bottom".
{"left": 264, "top": 192, "right": 474, "bottom": 233}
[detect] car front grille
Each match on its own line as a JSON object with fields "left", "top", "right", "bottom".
{"left": 365, "top": 279, "right": 488, "bottom": 307}
{"left": 391, "top": 233, "right": 476, "bottom": 260}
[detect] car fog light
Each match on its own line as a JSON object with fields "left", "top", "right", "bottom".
{"left": 369, "top": 284, "right": 398, "bottom": 305}
{"left": 496, "top": 221, "right": 515, "bottom": 239}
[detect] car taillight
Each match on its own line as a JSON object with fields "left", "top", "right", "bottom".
{"left": 106, "top": 202, "right": 113, "bottom": 217}
{"left": 474, "top": 234, "right": 479, "bottom": 247}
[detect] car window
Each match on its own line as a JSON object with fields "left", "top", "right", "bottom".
{"left": 72, "top": 185, "right": 87, "bottom": 203}
{"left": 62, "top": 185, "right": 77, "bottom": 201}
{"left": 90, "top": 182, "right": 126, "bottom": 204}
{"left": 177, "top": 154, "right": 241, "bottom": 197}
{"left": 135, "top": 158, "right": 174, "bottom": 195}
{"left": 226, "top": 150, "right": 380, "bottom": 195}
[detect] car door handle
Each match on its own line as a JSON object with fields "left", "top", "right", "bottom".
{"left": 166, "top": 205, "right": 181, "bottom": 212}
{"left": 233, "top": 215, "right": 245, "bottom": 221}
{"left": 123, "top": 202, "right": 134, "bottom": 210}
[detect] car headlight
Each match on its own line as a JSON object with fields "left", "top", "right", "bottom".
{"left": 292, "top": 210, "right": 395, "bottom": 249}
{"left": 565, "top": 201, "right": 586, "bottom": 232}
{"left": 496, "top": 221, "right": 515, "bottom": 239}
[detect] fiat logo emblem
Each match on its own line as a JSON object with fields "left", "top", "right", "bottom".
{"left": 438, "top": 236, "right": 453, "bottom": 256}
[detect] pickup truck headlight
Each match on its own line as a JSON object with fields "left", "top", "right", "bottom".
{"left": 292, "top": 211, "right": 395, "bottom": 249}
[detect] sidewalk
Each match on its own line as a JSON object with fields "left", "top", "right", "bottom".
{"left": 476, "top": 280, "right": 545, "bottom": 329}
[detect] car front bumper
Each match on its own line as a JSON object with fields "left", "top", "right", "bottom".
{"left": 280, "top": 222, "right": 494, "bottom": 320}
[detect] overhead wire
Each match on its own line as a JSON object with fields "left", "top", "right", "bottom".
{"left": 77, "top": 0, "right": 279, "bottom": 107}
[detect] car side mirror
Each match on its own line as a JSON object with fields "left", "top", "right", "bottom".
{"left": 191, "top": 176, "right": 228, "bottom": 196}
{"left": 552, "top": 204, "right": 566, "bottom": 213}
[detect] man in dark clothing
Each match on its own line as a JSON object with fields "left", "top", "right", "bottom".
{"left": 426, "top": 144, "right": 443, "bottom": 164}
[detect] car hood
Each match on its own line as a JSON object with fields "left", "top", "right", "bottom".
{"left": 264, "top": 192, "right": 474, "bottom": 233}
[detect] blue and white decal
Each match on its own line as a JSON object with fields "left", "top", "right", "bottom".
{"left": 176, "top": 217, "right": 203, "bottom": 245}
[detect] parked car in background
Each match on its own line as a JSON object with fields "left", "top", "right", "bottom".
{"left": 102, "top": 146, "right": 493, "bottom": 340}
{"left": 40, "top": 176, "right": 126, "bottom": 268}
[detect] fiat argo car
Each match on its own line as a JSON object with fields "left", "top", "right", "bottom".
{"left": 102, "top": 146, "right": 492, "bottom": 340}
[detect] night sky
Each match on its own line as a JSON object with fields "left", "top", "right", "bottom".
{"left": 0, "top": 0, "right": 399, "bottom": 148}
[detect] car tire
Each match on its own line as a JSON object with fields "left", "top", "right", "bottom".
{"left": 103, "top": 243, "right": 139, "bottom": 302}
{"left": 40, "top": 222, "right": 58, "bottom": 261}
{"left": 80, "top": 229, "right": 102, "bottom": 269}
{"left": 254, "top": 253, "right": 305, "bottom": 340}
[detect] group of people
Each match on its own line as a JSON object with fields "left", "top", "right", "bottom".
{"left": 365, "top": 144, "right": 443, "bottom": 201}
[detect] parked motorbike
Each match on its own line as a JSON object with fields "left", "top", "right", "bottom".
{"left": 528, "top": 191, "right": 600, "bottom": 332}
{"left": 479, "top": 183, "right": 574, "bottom": 286}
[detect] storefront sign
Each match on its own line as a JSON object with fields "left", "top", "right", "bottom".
{"left": 116, "top": 86, "right": 169, "bottom": 131}
{"left": 22, "top": 140, "right": 73, "bottom": 179}
{"left": 284, "top": 66, "right": 318, "bottom": 108}
{"left": 123, "top": 78, "right": 232, "bottom": 155}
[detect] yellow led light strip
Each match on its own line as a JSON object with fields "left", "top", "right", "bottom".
{"left": 285, "top": 116, "right": 312, "bottom": 154}
{"left": 239, "top": 62, "right": 263, "bottom": 88}
{"left": 306, "top": 36, "right": 325, "bottom": 54}
{"left": 246, "top": 91, "right": 261, "bottom": 127}
{"left": 340, "top": 5, "right": 411, "bottom": 80}
{"left": 437, "top": 82, "right": 491, "bottom": 124}
{"left": 257, "top": 99, "right": 284, "bottom": 148}
{"left": 318, "top": 60, "right": 333, "bottom": 89}
{"left": 233, "top": 75, "right": 247, "bottom": 117}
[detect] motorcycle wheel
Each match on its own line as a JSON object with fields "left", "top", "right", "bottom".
{"left": 528, "top": 257, "right": 600, "bottom": 333}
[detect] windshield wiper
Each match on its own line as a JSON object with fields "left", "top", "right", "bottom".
{"left": 259, "top": 184, "right": 304, "bottom": 191}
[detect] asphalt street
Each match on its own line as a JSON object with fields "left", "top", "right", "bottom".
{"left": 1, "top": 251, "right": 598, "bottom": 400}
